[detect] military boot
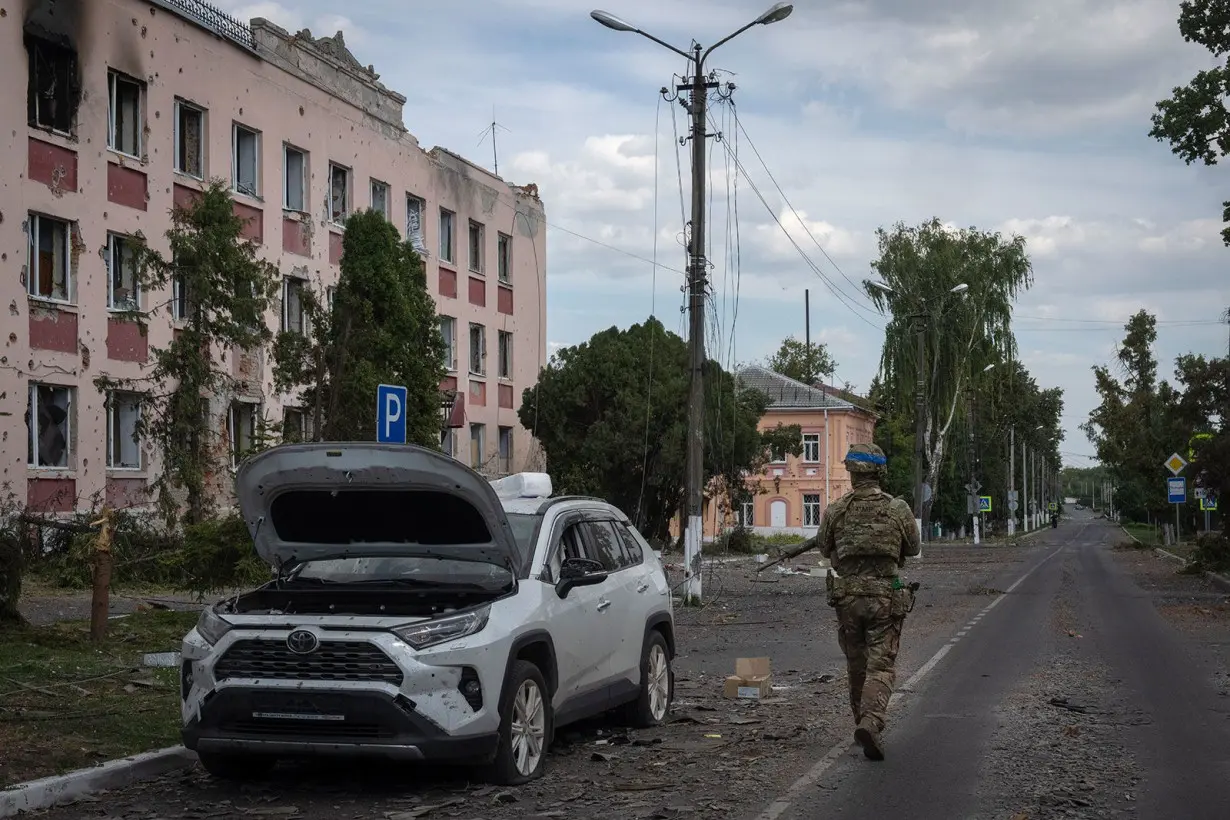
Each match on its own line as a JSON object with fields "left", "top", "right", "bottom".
{"left": 854, "top": 718, "right": 884, "bottom": 761}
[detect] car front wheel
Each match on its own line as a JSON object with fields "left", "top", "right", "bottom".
{"left": 623, "top": 630, "right": 673, "bottom": 728}
{"left": 487, "top": 660, "right": 552, "bottom": 785}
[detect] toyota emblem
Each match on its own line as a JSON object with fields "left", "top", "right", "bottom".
{"left": 286, "top": 629, "right": 319, "bottom": 655}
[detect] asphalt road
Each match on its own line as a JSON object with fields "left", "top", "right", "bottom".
{"left": 759, "top": 513, "right": 1230, "bottom": 820}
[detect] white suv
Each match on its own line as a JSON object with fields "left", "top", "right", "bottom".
{"left": 179, "top": 442, "right": 675, "bottom": 784}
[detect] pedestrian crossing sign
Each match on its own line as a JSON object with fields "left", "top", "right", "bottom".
{"left": 1201, "top": 496, "right": 1218, "bottom": 512}
{"left": 978, "top": 496, "right": 992, "bottom": 513}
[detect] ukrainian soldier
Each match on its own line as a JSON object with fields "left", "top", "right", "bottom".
{"left": 758, "top": 442, "right": 921, "bottom": 760}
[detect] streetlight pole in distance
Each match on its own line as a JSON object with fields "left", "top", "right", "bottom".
{"left": 592, "top": 3, "right": 794, "bottom": 606}
{"left": 867, "top": 279, "right": 968, "bottom": 541}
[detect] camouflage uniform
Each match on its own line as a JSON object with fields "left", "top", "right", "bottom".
{"left": 815, "top": 442, "right": 921, "bottom": 760}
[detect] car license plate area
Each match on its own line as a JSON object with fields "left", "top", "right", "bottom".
{"left": 249, "top": 692, "right": 347, "bottom": 722}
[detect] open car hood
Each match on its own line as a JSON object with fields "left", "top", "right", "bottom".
{"left": 235, "top": 442, "right": 519, "bottom": 570}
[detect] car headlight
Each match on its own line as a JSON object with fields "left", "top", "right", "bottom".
{"left": 392, "top": 606, "right": 491, "bottom": 650}
{"left": 195, "top": 607, "right": 233, "bottom": 646}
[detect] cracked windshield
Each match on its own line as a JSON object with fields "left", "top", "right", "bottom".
{"left": 5, "top": 1, "right": 1230, "bottom": 819}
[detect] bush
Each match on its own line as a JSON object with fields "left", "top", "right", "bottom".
{"left": 711, "top": 528, "right": 808, "bottom": 555}
{"left": 1184, "top": 533, "right": 1230, "bottom": 575}
{"left": 178, "top": 513, "right": 269, "bottom": 598}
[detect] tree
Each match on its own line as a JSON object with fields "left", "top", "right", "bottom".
{"left": 765, "top": 336, "right": 836, "bottom": 384}
{"left": 101, "top": 181, "right": 280, "bottom": 526}
{"left": 273, "top": 210, "right": 447, "bottom": 445}
{"left": 865, "top": 217, "right": 1034, "bottom": 533}
{"left": 1150, "top": 1, "right": 1230, "bottom": 245}
{"left": 519, "top": 317, "right": 800, "bottom": 544}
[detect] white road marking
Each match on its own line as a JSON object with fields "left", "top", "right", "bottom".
{"left": 752, "top": 541, "right": 1069, "bottom": 820}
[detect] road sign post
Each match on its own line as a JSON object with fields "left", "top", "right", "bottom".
{"left": 376, "top": 384, "right": 408, "bottom": 444}
{"left": 1167, "top": 476, "right": 1186, "bottom": 542}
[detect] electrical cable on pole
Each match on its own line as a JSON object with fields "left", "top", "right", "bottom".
{"left": 591, "top": 2, "right": 794, "bottom": 606}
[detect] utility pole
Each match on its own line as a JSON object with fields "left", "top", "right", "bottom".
{"left": 966, "top": 385, "right": 979, "bottom": 544}
{"left": 1008, "top": 425, "right": 1016, "bottom": 535}
{"left": 592, "top": 3, "right": 794, "bottom": 606}
{"left": 913, "top": 313, "right": 928, "bottom": 539}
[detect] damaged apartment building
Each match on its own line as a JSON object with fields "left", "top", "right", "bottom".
{"left": 3, "top": 0, "right": 548, "bottom": 515}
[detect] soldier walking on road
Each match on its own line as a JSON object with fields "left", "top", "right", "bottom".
{"left": 819, "top": 442, "right": 921, "bottom": 760}
{"left": 762, "top": 443, "right": 921, "bottom": 760}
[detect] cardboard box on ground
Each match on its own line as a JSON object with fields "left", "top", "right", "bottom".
{"left": 724, "top": 657, "right": 772, "bottom": 699}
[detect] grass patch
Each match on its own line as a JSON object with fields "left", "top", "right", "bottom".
{"left": 0, "top": 609, "right": 197, "bottom": 787}
{"left": 1121, "top": 522, "right": 1161, "bottom": 547}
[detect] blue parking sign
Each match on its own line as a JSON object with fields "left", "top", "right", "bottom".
{"left": 1167, "top": 477, "right": 1186, "bottom": 504}
{"left": 376, "top": 384, "right": 408, "bottom": 443}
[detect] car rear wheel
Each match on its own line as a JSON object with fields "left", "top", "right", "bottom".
{"left": 622, "top": 630, "right": 673, "bottom": 728}
{"left": 487, "top": 660, "right": 551, "bottom": 785}
{"left": 197, "top": 751, "right": 276, "bottom": 781}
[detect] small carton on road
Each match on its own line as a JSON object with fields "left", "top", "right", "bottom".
{"left": 724, "top": 657, "right": 772, "bottom": 700}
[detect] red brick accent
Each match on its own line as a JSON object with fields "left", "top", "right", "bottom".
{"left": 173, "top": 183, "right": 202, "bottom": 211}
{"left": 233, "top": 200, "right": 263, "bottom": 244}
{"left": 106, "top": 317, "right": 148, "bottom": 363}
{"left": 438, "top": 268, "right": 457, "bottom": 299}
{"left": 106, "top": 477, "right": 149, "bottom": 509}
{"left": 28, "top": 137, "right": 78, "bottom": 192}
{"left": 28, "top": 477, "right": 76, "bottom": 512}
{"left": 497, "top": 284, "right": 513, "bottom": 315}
{"left": 468, "top": 276, "right": 486, "bottom": 308}
{"left": 469, "top": 379, "right": 487, "bottom": 407}
{"left": 499, "top": 383, "right": 515, "bottom": 409}
{"left": 329, "top": 231, "right": 344, "bottom": 266}
{"left": 29, "top": 306, "right": 77, "bottom": 353}
{"left": 283, "top": 216, "right": 311, "bottom": 257}
{"left": 440, "top": 376, "right": 458, "bottom": 391}
{"left": 107, "top": 162, "right": 148, "bottom": 211}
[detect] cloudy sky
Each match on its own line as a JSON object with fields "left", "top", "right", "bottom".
{"left": 222, "top": 0, "right": 1229, "bottom": 465}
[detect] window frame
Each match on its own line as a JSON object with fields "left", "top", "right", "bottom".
{"left": 27, "top": 382, "right": 74, "bottom": 470}
{"left": 282, "top": 407, "right": 310, "bottom": 443}
{"left": 439, "top": 208, "right": 455, "bottom": 264}
{"left": 231, "top": 123, "right": 261, "bottom": 197}
{"left": 106, "top": 69, "right": 143, "bottom": 159}
{"left": 329, "top": 162, "right": 351, "bottom": 225}
{"left": 283, "top": 143, "right": 307, "bottom": 212}
{"left": 173, "top": 98, "right": 205, "bottom": 178}
{"left": 370, "top": 178, "right": 390, "bottom": 220}
{"left": 803, "top": 493, "right": 822, "bottom": 528}
{"left": 105, "top": 390, "right": 143, "bottom": 471}
{"left": 281, "top": 276, "right": 307, "bottom": 334}
{"left": 498, "top": 330, "right": 513, "bottom": 379}
{"left": 497, "top": 232, "right": 512, "bottom": 284}
{"left": 228, "top": 400, "right": 262, "bottom": 470}
{"left": 27, "top": 212, "right": 74, "bottom": 304}
{"left": 468, "top": 323, "right": 487, "bottom": 376}
{"left": 406, "top": 194, "right": 427, "bottom": 253}
{"left": 468, "top": 219, "right": 485, "bottom": 274}
{"left": 470, "top": 422, "right": 486, "bottom": 470}
{"left": 498, "top": 426, "right": 513, "bottom": 474}
{"left": 106, "top": 232, "right": 140, "bottom": 312}
{"left": 26, "top": 36, "right": 79, "bottom": 134}
{"left": 802, "top": 432, "right": 822, "bottom": 463}
{"left": 439, "top": 316, "right": 457, "bottom": 371}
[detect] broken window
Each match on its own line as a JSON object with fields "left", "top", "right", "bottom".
{"left": 27, "top": 212, "right": 72, "bottom": 302}
{"left": 441, "top": 427, "right": 456, "bottom": 458}
{"left": 174, "top": 99, "right": 204, "bottom": 178}
{"left": 283, "top": 145, "right": 306, "bottom": 211}
{"left": 498, "top": 330, "right": 513, "bottom": 379}
{"left": 106, "top": 391, "right": 142, "bottom": 470}
{"left": 803, "top": 494, "right": 822, "bottom": 527}
{"left": 282, "top": 276, "right": 306, "bottom": 334}
{"left": 440, "top": 316, "right": 457, "bottom": 370}
{"left": 232, "top": 124, "right": 259, "bottom": 196}
{"left": 370, "top": 179, "right": 389, "bottom": 219}
{"left": 439, "top": 209, "right": 455, "bottom": 264}
{"left": 107, "top": 70, "right": 143, "bottom": 157}
{"left": 469, "top": 323, "right": 486, "bottom": 376}
{"left": 468, "top": 220, "right": 484, "bottom": 273}
{"left": 497, "top": 232, "right": 512, "bottom": 284}
{"left": 282, "top": 407, "right": 309, "bottom": 443}
{"left": 329, "top": 163, "right": 350, "bottom": 224}
{"left": 27, "top": 383, "right": 72, "bottom": 468}
{"left": 470, "top": 423, "right": 486, "bottom": 471}
{"left": 325, "top": 285, "right": 337, "bottom": 312}
{"left": 228, "top": 401, "right": 261, "bottom": 469}
{"left": 107, "top": 233, "right": 139, "bottom": 311}
{"left": 498, "top": 426, "right": 513, "bottom": 475}
{"left": 406, "top": 195, "right": 426, "bottom": 253}
{"left": 26, "top": 36, "right": 78, "bottom": 133}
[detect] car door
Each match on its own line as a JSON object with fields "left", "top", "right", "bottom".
{"left": 579, "top": 518, "right": 649, "bottom": 689}
{"left": 539, "top": 516, "right": 614, "bottom": 703}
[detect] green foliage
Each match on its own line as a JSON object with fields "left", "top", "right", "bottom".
{"left": 765, "top": 336, "right": 836, "bottom": 384}
{"left": 98, "top": 180, "right": 280, "bottom": 526}
{"left": 1186, "top": 533, "right": 1230, "bottom": 574}
{"left": 178, "top": 513, "right": 270, "bottom": 598}
{"left": 1150, "top": 0, "right": 1230, "bottom": 245}
{"left": 712, "top": 529, "right": 806, "bottom": 555}
{"left": 0, "top": 514, "right": 23, "bottom": 627}
{"left": 864, "top": 218, "right": 1042, "bottom": 531}
{"left": 519, "top": 317, "right": 798, "bottom": 544}
{"left": 273, "top": 209, "right": 446, "bottom": 446}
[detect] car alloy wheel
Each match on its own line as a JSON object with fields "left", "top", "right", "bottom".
{"left": 511, "top": 678, "right": 546, "bottom": 776}
{"left": 647, "top": 643, "right": 670, "bottom": 722}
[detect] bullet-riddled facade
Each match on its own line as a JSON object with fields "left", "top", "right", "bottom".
{"left": 3, "top": 0, "right": 547, "bottom": 515}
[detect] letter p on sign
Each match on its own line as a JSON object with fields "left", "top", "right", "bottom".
{"left": 376, "top": 384, "right": 408, "bottom": 443}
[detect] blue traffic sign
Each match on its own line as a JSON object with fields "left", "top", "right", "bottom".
{"left": 376, "top": 384, "right": 408, "bottom": 443}
{"left": 978, "top": 496, "right": 992, "bottom": 513}
{"left": 1167, "top": 477, "right": 1186, "bottom": 505}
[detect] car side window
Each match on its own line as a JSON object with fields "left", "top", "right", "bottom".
{"left": 545, "top": 522, "right": 587, "bottom": 582}
{"left": 616, "top": 523, "right": 645, "bottom": 565}
{"left": 584, "top": 521, "right": 626, "bottom": 573}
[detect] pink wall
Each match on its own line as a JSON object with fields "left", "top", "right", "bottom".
{"left": 2, "top": 1, "right": 548, "bottom": 514}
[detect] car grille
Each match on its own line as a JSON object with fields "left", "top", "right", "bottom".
{"left": 220, "top": 718, "right": 394, "bottom": 739}
{"left": 215, "top": 639, "right": 403, "bottom": 685}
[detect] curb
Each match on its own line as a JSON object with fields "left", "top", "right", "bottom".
{"left": 1136, "top": 528, "right": 1230, "bottom": 594}
{"left": 0, "top": 746, "right": 197, "bottom": 817}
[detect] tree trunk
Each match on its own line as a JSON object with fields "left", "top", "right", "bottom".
{"left": 0, "top": 533, "right": 26, "bottom": 628}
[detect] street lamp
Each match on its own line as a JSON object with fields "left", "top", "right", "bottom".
{"left": 863, "top": 279, "right": 968, "bottom": 539}
{"left": 593, "top": 3, "right": 793, "bottom": 606}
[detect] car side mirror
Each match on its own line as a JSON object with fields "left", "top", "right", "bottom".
{"left": 556, "top": 557, "right": 608, "bottom": 599}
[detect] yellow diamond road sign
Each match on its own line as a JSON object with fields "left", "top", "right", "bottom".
{"left": 1165, "top": 452, "right": 1187, "bottom": 476}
